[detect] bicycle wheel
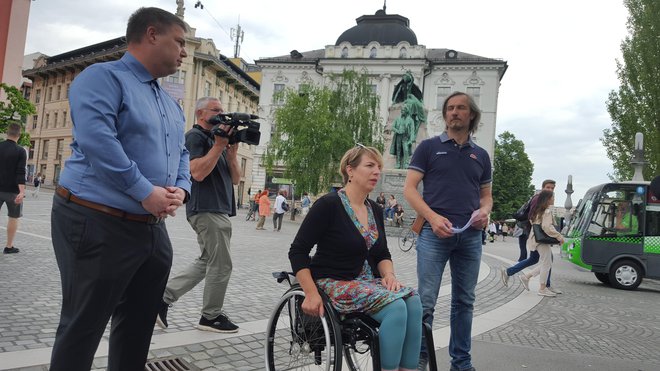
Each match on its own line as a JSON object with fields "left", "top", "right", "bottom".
{"left": 398, "top": 227, "right": 417, "bottom": 252}
{"left": 265, "top": 288, "right": 342, "bottom": 371}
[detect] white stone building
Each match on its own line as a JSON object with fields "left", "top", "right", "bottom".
{"left": 252, "top": 8, "right": 508, "bottom": 191}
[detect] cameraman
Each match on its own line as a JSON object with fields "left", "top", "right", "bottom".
{"left": 157, "top": 97, "right": 240, "bottom": 333}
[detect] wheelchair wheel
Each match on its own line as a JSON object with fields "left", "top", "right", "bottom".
{"left": 265, "top": 287, "right": 342, "bottom": 370}
{"left": 343, "top": 337, "right": 376, "bottom": 371}
{"left": 341, "top": 315, "right": 380, "bottom": 371}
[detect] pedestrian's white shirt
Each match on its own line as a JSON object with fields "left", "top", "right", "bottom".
{"left": 275, "top": 195, "right": 286, "bottom": 214}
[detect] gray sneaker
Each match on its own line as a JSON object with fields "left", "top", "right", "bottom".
{"left": 500, "top": 267, "right": 509, "bottom": 287}
{"left": 547, "top": 286, "right": 563, "bottom": 294}
{"left": 519, "top": 275, "right": 530, "bottom": 291}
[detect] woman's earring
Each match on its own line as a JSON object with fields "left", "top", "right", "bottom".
{"left": 348, "top": 176, "right": 353, "bottom": 183}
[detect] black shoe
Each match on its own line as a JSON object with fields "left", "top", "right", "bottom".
{"left": 3, "top": 247, "right": 19, "bottom": 254}
{"left": 450, "top": 367, "right": 476, "bottom": 371}
{"left": 197, "top": 313, "right": 239, "bottom": 333}
{"left": 155, "top": 300, "right": 170, "bottom": 329}
{"left": 417, "top": 353, "right": 428, "bottom": 370}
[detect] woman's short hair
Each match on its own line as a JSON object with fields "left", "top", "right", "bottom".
{"left": 339, "top": 145, "right": 383, "bottom": 185}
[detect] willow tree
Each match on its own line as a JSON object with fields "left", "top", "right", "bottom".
{"left": 603, "top": 0, "right": 659, "bottom": 180}
{"left": 492, "top": 131, "right": 535, "bottom": 220}
{"left": 264, "top": 70, "right": 382, "bottom": 194}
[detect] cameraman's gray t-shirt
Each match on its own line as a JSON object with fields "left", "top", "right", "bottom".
{"left": 185, "top": 126, "right": 236, "bottom": 218}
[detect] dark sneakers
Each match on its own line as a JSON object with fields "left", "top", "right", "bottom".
{"left": 3, "top": 247, "right": 19, "bottom": 254}
{"left": 197, "top": 313, "right": 239, "bottom": 333}
{"left": 155, "top": 300, "right": 171, "bottom": 329}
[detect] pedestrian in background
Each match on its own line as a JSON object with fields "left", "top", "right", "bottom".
{"left": 500, "top": 180, "right": 561, "bottom": 294}
{"left": 31, "top": 172, "right": 42, "bottom": 198}
{"left": 0, "top": 123, "right": 26, "bottom": 254}
{"left": 404, "top": 91, "right": 492, "bottom": 371}
{"left": 256, "top": 190, "right": 270, "bottom": 230}
{"left": 519, "top": 191, "right": 564, "bottom": 297}
{"left": 273, "top": 189, "right": 287, "bottom": 232}
{"left": 50, "top": 8, "right": 191, "bottom": 371}
{"left": 301, "top": 192, "right": 311, "bottom": 215}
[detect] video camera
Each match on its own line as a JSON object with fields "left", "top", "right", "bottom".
{"left": 208, "top": 112, "right": 261, "bottom": 146}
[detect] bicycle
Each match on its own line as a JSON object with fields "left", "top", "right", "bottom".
{"left": 398, "top": 225, "right": 417, "bottom": 252}
{"left": 245, "top": 206, "right": 256, "bottom": 221}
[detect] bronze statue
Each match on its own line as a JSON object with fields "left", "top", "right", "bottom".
{"left": 389, "top": 71, "right": 426, "bottom": 169}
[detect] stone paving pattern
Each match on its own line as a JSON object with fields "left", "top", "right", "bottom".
{"left": 1, "top": 191, "right": 660, "bottom": 370}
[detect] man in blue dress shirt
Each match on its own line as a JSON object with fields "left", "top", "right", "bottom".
{"left": 49, "top": 8, "right": 191, "bottom": 371}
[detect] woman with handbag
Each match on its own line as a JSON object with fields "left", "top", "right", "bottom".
{"left": 519, "top": 190, "right": 564, "bottom": 297}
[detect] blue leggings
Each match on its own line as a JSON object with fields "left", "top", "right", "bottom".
{"left": 370, "top": 295, "right": 423, "bottom": 370}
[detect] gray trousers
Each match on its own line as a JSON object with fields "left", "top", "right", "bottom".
{"left": 164, "top": 212, "right": 232, "bottom": 320}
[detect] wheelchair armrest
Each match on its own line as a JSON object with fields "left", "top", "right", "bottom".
{"left": 272, "top": 271, "right": 296, "bottom": 285}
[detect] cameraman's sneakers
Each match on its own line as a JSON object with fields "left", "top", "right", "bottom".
{"left": 3, "top": 247, "right": 19, "bottom": 254}
{"left": 155, "top": 300, "right": 171, "bottom": 329}
{"left": 197, "top": 313, "right": 239, "bottom": 333}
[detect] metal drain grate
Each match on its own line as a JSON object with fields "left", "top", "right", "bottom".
{"left": 144, "top": 356, "right": 201, "bottom": 371}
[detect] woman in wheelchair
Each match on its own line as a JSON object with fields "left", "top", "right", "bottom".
{"left": 288, "top": 145, "right": 423, "bottom": 371}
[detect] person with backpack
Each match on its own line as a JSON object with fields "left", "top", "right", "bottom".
{"left": 273, "top": 189, "right": 288, "bottom": 232}
{"left": 500, "top": 179, "right": 563, "bottom": 295}
{"left": 32, "top": 173, "right": 42, "bottom": 198}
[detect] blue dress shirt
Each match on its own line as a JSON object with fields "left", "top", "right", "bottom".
{"left": 59, "top": 52, "right": 191, "bottom": 214}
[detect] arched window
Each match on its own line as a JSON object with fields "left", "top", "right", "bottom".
{"left": 370, "top": 47, "right": 377, "bottom": 58}
{"left": 399, "top": 47, "right": 407, "bottom": 58}
{"left": 341, "top": 47, "right": 348, "bottom": 58}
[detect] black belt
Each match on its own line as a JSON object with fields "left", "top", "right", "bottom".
{"left": 56, "top": 186, "right": 164, "bottom": 224}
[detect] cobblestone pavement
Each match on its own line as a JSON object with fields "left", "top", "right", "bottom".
{"left": 1, "top": 191, "right": 660, "bottom": 370}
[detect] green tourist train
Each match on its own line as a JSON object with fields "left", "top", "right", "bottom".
{"left": 561, "top": 181, "right": 660, "bottom": 290}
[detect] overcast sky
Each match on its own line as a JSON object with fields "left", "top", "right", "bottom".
{"left": 24, "top": 0, "right": 633, "bottom": 206}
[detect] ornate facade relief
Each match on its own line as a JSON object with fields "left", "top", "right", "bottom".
{"left": 464, "top": 70, "right": 485, "bottom": 86}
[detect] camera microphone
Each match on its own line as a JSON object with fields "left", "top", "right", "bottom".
{"left": 231, "top": 113, "right": 259, "bottom": 121}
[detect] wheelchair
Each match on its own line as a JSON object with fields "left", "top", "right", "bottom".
{"left": 264, "top": 272, "right": 438, "bottom": 371}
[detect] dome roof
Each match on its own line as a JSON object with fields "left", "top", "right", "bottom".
{"left": 335, "top": 9, "right": 417, "bottom": 46}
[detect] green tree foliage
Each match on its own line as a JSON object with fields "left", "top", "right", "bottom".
{"left": 264, "top": 70, "right": 382, "bottom": 194}
{"left": 492, "top": 131, "right": 535, "bottom": 220}
{"left": 0, "top": 83, "right": 36, "bottom": 146}
{"left": 603, "top": 0, "right": 659, "bottom": 181}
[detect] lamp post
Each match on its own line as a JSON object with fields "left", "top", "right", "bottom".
{"left": 564, "top": 175, "right": 574, "bottom": 230}
{"left": 630, "top": 132, "right": 647, "bottom": 182}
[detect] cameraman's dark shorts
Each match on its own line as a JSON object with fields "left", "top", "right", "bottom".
{"left": 0, "top": 192, "right": 22, "bottom": 218}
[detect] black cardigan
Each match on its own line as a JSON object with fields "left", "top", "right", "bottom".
{"left": 288, "top": 192, "right": 392, "bottom": 280}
